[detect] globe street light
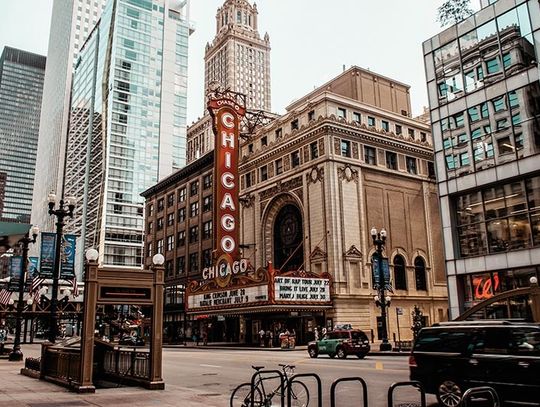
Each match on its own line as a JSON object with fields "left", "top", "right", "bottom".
{"left": 371, "top": 227, "right": 392, "bottom": 351}
{"left": 47, "top": 193, "right": 76, "bottom": 343}
{"left": 8, "top": 225, "right": 39, "bottom": 361}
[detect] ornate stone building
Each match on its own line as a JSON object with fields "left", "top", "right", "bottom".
{"left": 143, "top": 66, "right": 448, "bottom": 345}
{"left": 187, "top": 0, "right": 272, "bottom": 164}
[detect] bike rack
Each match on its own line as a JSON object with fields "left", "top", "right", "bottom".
{"left": 287, "top": 373, "right": 322, "bottom": 407}
{"left": 249, "top": 369, "right": 286, "bottom": 407}
{"left": 387, "top": 381, "right": 426, "bottom": 407}
{"left": 330, "top": 377, "right": 368, "bottom": 407}
{"left": 461, "top": 386, "right": 500, "bottom": 407}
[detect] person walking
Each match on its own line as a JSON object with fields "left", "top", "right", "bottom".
{"left": 259, "top": 328, "right": 265, "bottom": 347}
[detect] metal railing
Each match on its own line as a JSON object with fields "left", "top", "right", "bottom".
{"left": 102, "top": 348, "right": 150, "bottom": 380}
{"left": 42, "top": 347, "right": 80, "bottom": 384}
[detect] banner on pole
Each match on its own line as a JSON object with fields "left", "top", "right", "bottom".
{"left": 39, "top": 232, "right": 56, "bottom": 278}
{"left": 26, "top": 257, "right": 39, "bottom": 292}
{"left": 60, "top": 234, "right": 76, "bottom": 280}
{"left": 8, "top": 256, "right": 23, "bottom": 292}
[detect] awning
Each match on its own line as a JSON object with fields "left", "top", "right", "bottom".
{"left": 0, "top": 222, "right": 32, "bottom": 250}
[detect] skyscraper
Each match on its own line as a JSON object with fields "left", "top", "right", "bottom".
{"left": 423, "top": 0, "right": 540, "bottom": 319}
{"left": 31, "top": 0, "right": 107, "bottom": 232}
{"left": 64, "top": 0, "right": 192, "bottom": 268}
{"left": 186, "top": 0, "right": 272, "bottom": 163}
{"left": 0, "top": 47, "right": 46, "bottom": 223}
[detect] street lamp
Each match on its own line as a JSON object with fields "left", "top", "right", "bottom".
{"left": 47, "top": 192, "right": 76, "bottom": 343}
{"left": 371, "top": 227, "right": 392, "bottom": 351}
{"left": 9, "top": 225, "right": 39, "bottom": 361}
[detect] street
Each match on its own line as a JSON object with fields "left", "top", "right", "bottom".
{"left": 1, "top": 345, "right": 438, "bottom": 406}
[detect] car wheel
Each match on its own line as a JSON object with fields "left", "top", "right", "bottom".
{"left": 329, "top": 352, "right": 336, "bottom": 358}
{"left": 336, "top": 347, "right": 347, "bottom": 359}
{"left": 436, "top": 379, "right": 463, "bottom": 407}
{"left": 308, "top": 347, "right": 318, "bottom": 358}
{"left": 356, "top": 353, "right": 367, "bottom": 359}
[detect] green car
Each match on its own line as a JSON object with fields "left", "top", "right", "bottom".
{"left": 308, "top": 329, "right": 370, "bottom": 359}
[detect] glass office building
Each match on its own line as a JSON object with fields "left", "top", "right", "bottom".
{"left": 0, "top": 47, "right": 46, "bottom": 223}
{"left": 423, "top": 0, "right": 540, "bottom": 319}
{"left": 64, "top": 0, "right": 192, "bottom": 268}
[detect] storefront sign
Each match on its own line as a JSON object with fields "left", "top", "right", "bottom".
{"left": 473, "top": 274, "right": 499, "bottom": 300}
{"left": 274, "top": 276, "right": 330, "bottom": 302}
{"left": 188, "top": 284, "right": 268, "bottom": 310}
{"left": 202, "top": 258, "right": 249, "bottom": 281}
{"left": 207, "top": 96, "right": 246, "bottom": 274}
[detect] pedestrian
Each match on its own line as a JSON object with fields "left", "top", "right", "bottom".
{"left": 267, "top": 330, "right": 273, "bottom": 348}
{"left": 314, "top": 327, "right": 319, "bottom": 341}
{"left": 202, "top": 328, "right": 208, "bottom": 346}
{"left": 0, "top": 324, "right": 6, "bottom": 353}
{"left": 259, "top": 328, "right": 265, "bottom": 347}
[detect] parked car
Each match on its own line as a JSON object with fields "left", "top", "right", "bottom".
{"left": 409, "top": 321, "right": 540, "bottom": 407}
{"left": 308, "top": 329, "right": 370, "bottom": 359}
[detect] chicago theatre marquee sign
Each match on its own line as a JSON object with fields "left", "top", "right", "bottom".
{"left": 186, "top": 90, "right": 332, "bottom": 314}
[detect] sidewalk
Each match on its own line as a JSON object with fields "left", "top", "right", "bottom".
{"left": 0, "top": 358, "right": 229, "bottom": 407}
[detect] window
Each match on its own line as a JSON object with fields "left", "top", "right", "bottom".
{"left": 275, "top": 158, "right": 283, "bottom": 175}
{"left": 189, "top": 226, "right": 198, "bottom": 243}
{"left": 368, "top": 116, "right": 376, "bottom": 127}
{"left": 157, "top": 199, "right": 164, "bottom": 211}
{"left": 203, "top": 196, "right": 212, "bottom": 212}
{"left": 248, "top": 143, "right": 253, "bottom": 153}
{"left": 310, "top": 142, "right": 319, "bottom": 159}
{"left": 147, "top": 204, "right": 154, "bottom": 216}
{"left": 245, "top": 172, "right": 253, "bottom": 188}
{"left": 428, "top": 162, "right": 436, "bottom": 178}
{"left": 414, "top": 257, "right": 427, "bottom": 291}
{"left": 493, "top": 96, "right": 506, "bottom": 112}
{"left": 486, "top": 57, "right": 500, "bottom": 74}
{"left": 275, "top": 127, "right": 283, "bottom": 138}
{"left": 147, "top": 222, "right": 153, "bottom": 235}
{"left": 291, "top": 119, "right": 299, "bottom": 130}
{"left": 156, "top": 239, "right": 164, "bottom": 254}
{"left": 203, "top": 174, "right": 212, "bottom": 189}
{"left": 202, "top": 249, "right": 212, "bottom": 268}
{"left": 408, "top": 128, "right": 415, "bottom": 138}
{"left": 189, "top": 252, "right": 199, "bottom": 272}
{"left": 260, "top": 165, "right": 268, "bottom": 181}
{"left": 190, "top": 202, "right": 199, "bottom": 217}
{"left": 203, "top": 221, "right": 213, "bottom": 239}
{"left": 308, "top": 111, "right": 315, "bottom": 121}
{"left": 178, "top": 188, "right": 186, "bottom": 202}
{"left": 166, "top": 235, "right": 174, "bottom": 251}
{"left": 177, "top": 230, "right": 185, "bottom": 246}
{"left": 167, "top": 212, "right": 174, "bottom": 226}
{"left": 178, "top": 207, "right": 186, "bottom": 223}
{"left": 165, "top": 260, "right": 173, "bottom": 277}
{"left": 337, "top": 107, "right": 346, "bottom": 119}
{"left": 190, "top": 181, "right": 199, "bottom": 196}
{"left": 406, "top": 157, "right": 417, "bottom": 174}
{"left": 167, "top": 193, "right": 174, "bottom": 207}
{"left": 261, "top": 136, "right": 268, "bottom": 146}
{"left": 364, "top": 146, "right": 376, "bottom": 165}
{"left": 176, "top": 256, "right": 185, "bottom": 274}
{"left": 395, "top": 125, "right": 402, "bottom": 135}
{"left": 381, "top": 120, "right": 389, "bottom": 132}
{"left": 386, "top": 151, "right": 397, "bottom": 170}
{"left": 394, "top": 255, "right": 407, "bottom": 290}
{"left": 147, "top": 243, "right": 152, "bottom": 257}
{"left": 157, "top": 218, "right": 163, "bottom": 230}
{"left": 420, "top": 132, "right": 427, "bottom": 142}
{"left": 291, "top": 151, "right": 300, "bottom": 168}
{"left": 341, "top": 140, "right": 351, "bottom": 157}
{"left": 353, "top": 112, "right": 361, "bottom": 123}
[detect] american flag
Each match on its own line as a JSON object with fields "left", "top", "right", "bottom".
{"left": 0, "top": 288, "right": 12, "bottom": 305}
{"left": 31, "top": 276, "right": 46, "bottom": 303}
{"left": 70, "top": 277, "right": 79, "bottom": 298}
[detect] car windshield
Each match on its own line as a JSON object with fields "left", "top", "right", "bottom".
{"left": 414, "top": 329, "right": 470, "bottom": 353}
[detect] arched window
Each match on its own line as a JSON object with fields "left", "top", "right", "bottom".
{"left": 414, "top": 257, "right": 427, "bottom": 291}
{"left": 393, "top": 255, "right": 407, "bottom": 290}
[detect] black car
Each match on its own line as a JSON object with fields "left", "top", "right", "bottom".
{"left": 410, "top": 321, "right": 540, "bottom": 407}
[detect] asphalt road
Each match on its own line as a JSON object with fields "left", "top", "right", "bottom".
{"left": 162, "top": 348, "right": 438, "bottom": 406}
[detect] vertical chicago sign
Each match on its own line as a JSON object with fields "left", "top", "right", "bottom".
{"left": 207, "top": 93, "right": 246, "bottom": 283}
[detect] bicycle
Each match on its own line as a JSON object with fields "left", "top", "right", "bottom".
{"left": 230, "top": 363, "right": 310, "bottom": 407}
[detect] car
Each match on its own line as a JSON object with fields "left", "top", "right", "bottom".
{"left": 409, "top": 321, "right": 540, "bottom": 407}
{"left": 307, "top": 329, "right": 370, "bottom": 359}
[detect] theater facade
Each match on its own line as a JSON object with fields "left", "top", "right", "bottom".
{"left": 143, "top": 67, "right": 448, "bottom": 345}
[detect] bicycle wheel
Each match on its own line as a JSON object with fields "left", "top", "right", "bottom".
{"left": 287, "top": 381, "right": 310, "bottom": 407}
{"left": 230, "top": 382, "right": 263, "bottom": 407}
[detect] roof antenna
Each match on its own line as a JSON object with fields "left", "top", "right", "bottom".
{"left": 342, "top": 64, "right": 346, "bottom": 72}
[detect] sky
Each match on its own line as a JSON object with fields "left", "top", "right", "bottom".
{"left": 0, "top": 0, "right": 478, "bottom": 123}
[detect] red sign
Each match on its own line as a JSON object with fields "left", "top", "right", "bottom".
{"left": 207, "top": 97, "right": 246, "bottom": 275}
{"left": 473, "top": 274, "right": 500, "bottom": 300}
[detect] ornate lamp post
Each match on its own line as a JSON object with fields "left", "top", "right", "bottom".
{"left": 47, "top": 193, "right": 76, "bottom": 343}
{"left": 371, "top": 227, "right": 392, "bottom": 351}
{"left": 9, "top": 225, "right": 39, "bottom": 361}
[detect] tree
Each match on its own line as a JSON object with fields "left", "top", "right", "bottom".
{"left": 437, "top": 0, "right": 474, "bottom": 27}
